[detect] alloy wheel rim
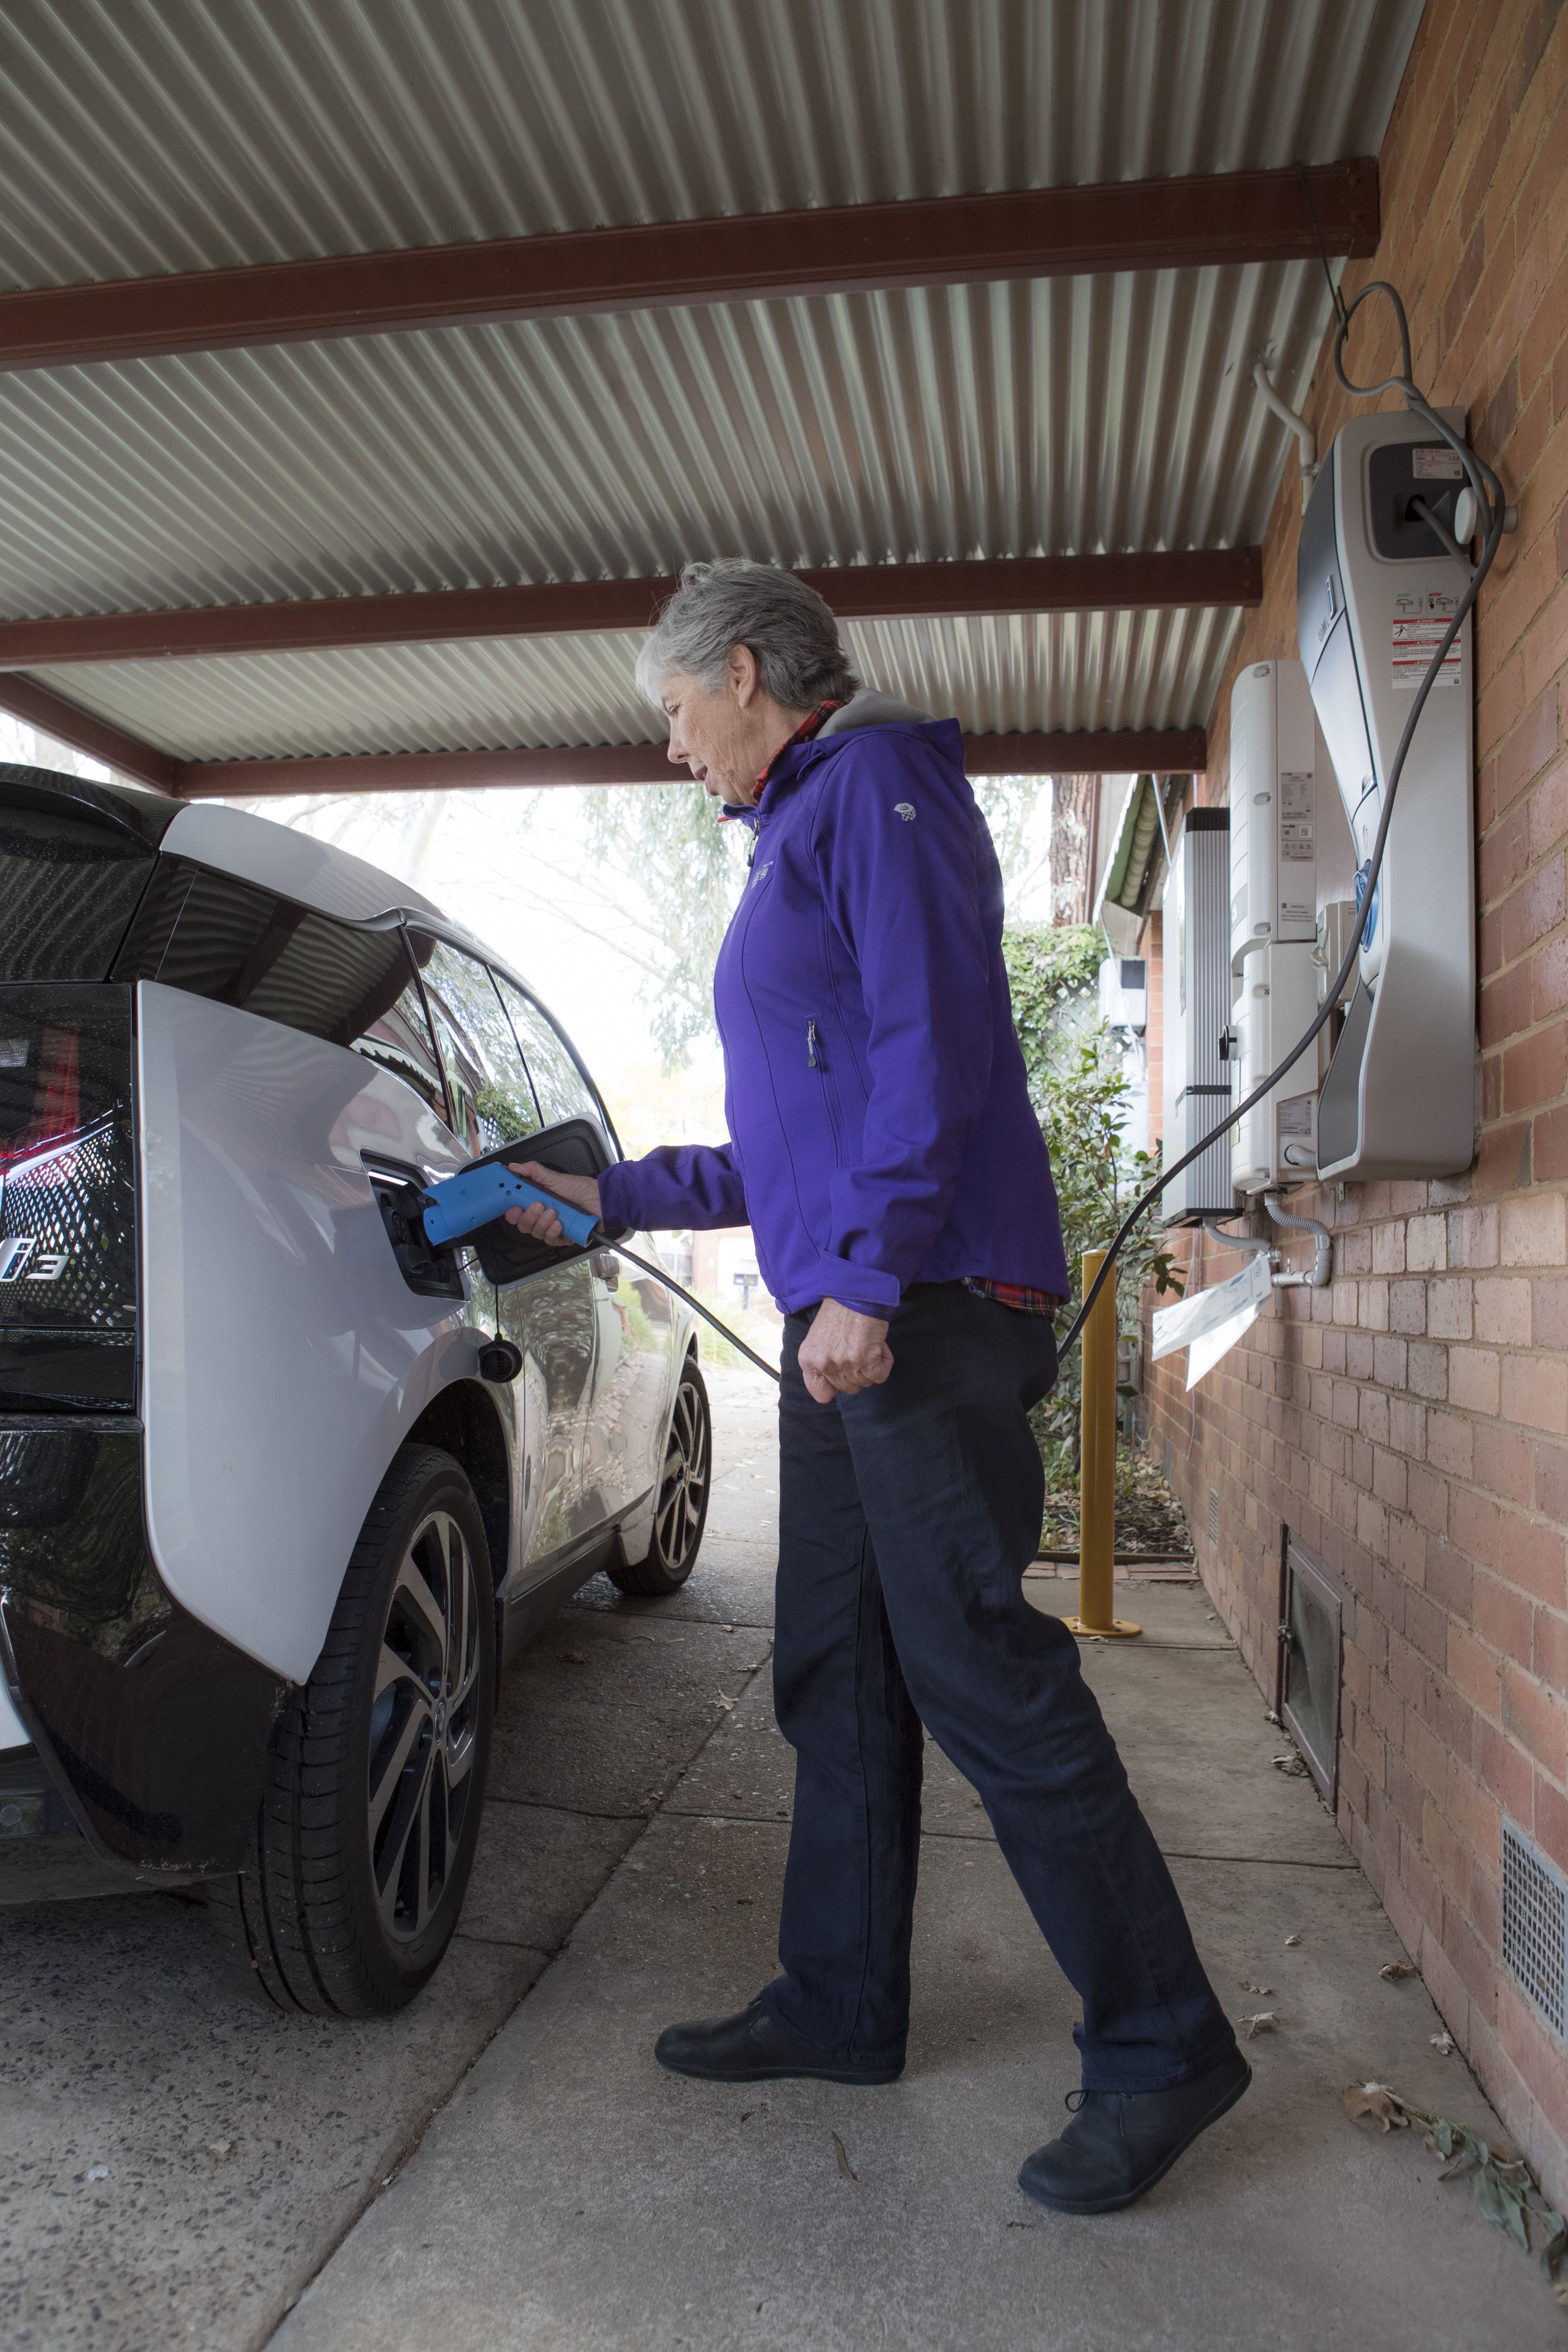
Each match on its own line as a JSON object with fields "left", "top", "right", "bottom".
{"left": 653, "top": 1374, "right": 709, "bottom": 1573}
{"left": 366, "top": 1509, "right": 482, "bottom": 1944}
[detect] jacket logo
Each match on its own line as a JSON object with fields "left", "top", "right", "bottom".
{"left": 751, "top": 859, "right": 775, "bottom": 888}
{"left": 894, "top": 802, "right": 916, "bottom": 822}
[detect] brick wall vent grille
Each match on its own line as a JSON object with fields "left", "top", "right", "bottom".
{"left": 1207, "top": 1487, "right": 1220, "bottom": 1544}
{"left": 1503, "top": 1822, "right": 1567, "bottom": 2040}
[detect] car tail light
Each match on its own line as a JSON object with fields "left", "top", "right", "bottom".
{"left": 0, "top": 986, "right": 137, "bottom": 1409}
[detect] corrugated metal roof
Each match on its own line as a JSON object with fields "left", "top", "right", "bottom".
{"left": 2, "top": 262, "right": 1338, "bottom": 620}
{"left": 34, "top": 603, "right": 1235, "bottom": 762}
{"left": 0, "top": 0, "right": 1424, "bottom": 763}
{"left": 1, "top": 0, "right": 1421, "bottom": 285}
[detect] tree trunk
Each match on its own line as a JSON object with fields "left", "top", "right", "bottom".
{"left": 1050, "top": 774, "right": 1096, "bottom": 926}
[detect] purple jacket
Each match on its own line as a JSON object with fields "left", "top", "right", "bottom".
{"left": 598, "top": 696, "right": 1070, "bottom": 1320}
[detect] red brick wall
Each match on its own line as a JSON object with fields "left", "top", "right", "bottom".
{"left": 1142, "top": 0, "right": 1568, "bottom": 2202}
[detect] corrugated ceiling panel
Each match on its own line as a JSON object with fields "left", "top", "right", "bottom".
{"left": 30, "top": 605, "right": 1235, "bottom": 761}
{"left": 0, "top": 0, "right": 1421, "bottom": 286}
{"left": 0, "top": 262, "right": 1337, "bottom": 616}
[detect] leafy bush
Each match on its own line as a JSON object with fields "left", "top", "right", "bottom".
{"left": 1002, "top": 924, "right": 1183, "bottom": 1486}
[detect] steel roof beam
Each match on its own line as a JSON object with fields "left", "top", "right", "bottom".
{"left": 0, "top": 550, "right": 1259, "bottom": 669}
{"left": 0, "top": 161, "right": 1377, "bottom": 373}
{"left": 0, "top": 674, "right": 180, "bottom": 794}
{"left": 177, "top": 729, "right": 1205, "bottom": 798}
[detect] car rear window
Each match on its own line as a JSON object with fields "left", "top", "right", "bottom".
{"left": 493, "top": 974, "right": 602, "bottom": 1130}
{"left": 115, "top": 861, "right": 448, "bottom": 1120}
{"left": 0, "top": 797, "right": 156, "bottom": 983}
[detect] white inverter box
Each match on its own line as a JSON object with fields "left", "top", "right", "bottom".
{"left": 1228, "top": 659, "right": 1338, "bottom": 1190}
{"left": 1160, "top": 807, "right": 1233, "bottom": 1222}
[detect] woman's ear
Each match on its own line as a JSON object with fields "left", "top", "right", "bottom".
{"left": 726, "top": 643, "right": 761, "bottom": 707}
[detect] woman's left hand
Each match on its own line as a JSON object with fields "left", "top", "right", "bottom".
{"left": 799, "top": 1300, "right": 893, "bottom": 1403}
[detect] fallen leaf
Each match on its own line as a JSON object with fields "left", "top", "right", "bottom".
{"left": 558, "top": 1651, "right": 588, "bottom": 1666}
{"left": 1238, "top": 1978, "right": 1274, "bottom": 1995}
{"left": 1379, "top": 1960, "right": 1418, "bottom": 1981}
{"left": 1430, "top": 2030, "right": 1455, "bottom": 2055}
{"left": 740, "top": 2110, "right": 755, "bottom": 2123}
{"left": 1237, "top": 2012, "right": 1277, "bottom": 2039}
{"left": 735, "top": 1896, "right": 753, "bottom": 1906}
{"left": 971, "top": 1797, "right": 984, "bottom": 1809}
{"left": 715, "top": 1693, "right": 736, "bottom": 1712}
{"left": 1264, "top": 1709, "right": 1282, "bottom": 1727}
{"left": 832, "top": 2131, "right": 858, "bottom": 2182}
{"left": 1272, "top": 1751, "right": 1309, "bottom": 1776}
{"left": 206, "top": 2140, "right": 232, "bottom": 2159}
{"left": 1344, "top": 2080, "right": 1413, "bottom": 2131}
{"left": 1284, "top": 1933, "right": 1302, "bottom": 1948}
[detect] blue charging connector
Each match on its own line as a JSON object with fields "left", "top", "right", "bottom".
{"left": 421, "top": 1162, "right": 599, "bottom": 1250}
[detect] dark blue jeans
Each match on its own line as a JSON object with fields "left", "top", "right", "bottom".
{"left": 762, "top": 1282, "right": 1236, "bottom": 2092}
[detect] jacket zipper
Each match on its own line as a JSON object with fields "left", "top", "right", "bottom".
{"left": 808, "top": 1020, "right": 845, "bottom": 1164}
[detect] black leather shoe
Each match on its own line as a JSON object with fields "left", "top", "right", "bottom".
{"left": 1018, "top": 2047, "right": 1251, "bottom": 2214}
{"left": 655, "top": 1999, "right": 903, "bottom": 2086}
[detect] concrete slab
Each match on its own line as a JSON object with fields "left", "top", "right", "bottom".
{"left": 273, "top": 1816, "right": 1558, "bottom": 2352}
{"left": 0, "top": 1891, "right": 542, "bottom": 2352}
{"left": 574, "top": 1532, "right": 777, "bottom": 1633}
{"left": 487, "top": 1605, "right": 773, "bottom": 1817}
{"left": 459, "top": 1801, "right": 644, "bottom": 1952}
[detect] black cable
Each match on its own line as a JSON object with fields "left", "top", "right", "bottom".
{"left": 1057, "top": 282, "right": 1507, "bottom": 1362}
{"left": 615, "top": 1241, "right": 784, "bottom": 1382}
{"left": 621, "top": 282, "right": 1505, "bottom": 1396}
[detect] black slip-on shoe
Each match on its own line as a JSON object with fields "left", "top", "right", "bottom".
{"left": 654, "top": 1999, "right": 903, "bottom": 2086}
{"left": 1018, "top": 2046, "right": 1251, "bottom": 2214}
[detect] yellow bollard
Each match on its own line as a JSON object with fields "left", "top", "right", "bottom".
{"left": 1065, "top": 1247, "right": 1140, "bottom": 1638}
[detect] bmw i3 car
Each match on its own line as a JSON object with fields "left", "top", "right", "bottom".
{"left": 0, "top": 765, "right": 711, "bottom": 2014}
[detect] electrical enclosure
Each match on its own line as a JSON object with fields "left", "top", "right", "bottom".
{"left": 1160, "top": 808, "right": 1233, "bottom": 1222}
{"left": 1297, "top": 409, "right": 1476, "bottom": 1180}
{"left": 1228, "top": 659, "right": 1348, "bottom": 1191}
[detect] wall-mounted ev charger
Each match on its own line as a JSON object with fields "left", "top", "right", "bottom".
{"left": 1298, "top": 407, "right": 1477, "bottom": 1180}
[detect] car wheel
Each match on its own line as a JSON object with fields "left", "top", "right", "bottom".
{"left": 609, "top": 1356, "right": 711, "bottom": 1598}
{"left": 209, "top": 1444, "right": 495, "bottom": 2016}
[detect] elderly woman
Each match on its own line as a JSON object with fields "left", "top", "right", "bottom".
{"left": 508, "top": 561, "right": 1244, "bottom": 2214}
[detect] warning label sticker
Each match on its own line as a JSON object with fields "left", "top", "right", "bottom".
{"left": 1412, "top": 445, "right": 1464, "bottom": 479}
{"left": 1393, "top": 619, "right": 1462, "bottom": 689}
{"left": 1279, "top": 770, "right": 1314, "bottom": 861}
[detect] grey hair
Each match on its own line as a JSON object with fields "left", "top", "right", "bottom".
{"left": 634, "top": 559, "right": 860, "bottom": 711}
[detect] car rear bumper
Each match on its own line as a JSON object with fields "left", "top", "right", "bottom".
{"left": 0, "top": 1418, "right": 291, "bottom": 1905}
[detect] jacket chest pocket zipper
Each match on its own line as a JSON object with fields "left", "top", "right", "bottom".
{"left": 807, "top": 1021, "right": 845, "bottom": 1163}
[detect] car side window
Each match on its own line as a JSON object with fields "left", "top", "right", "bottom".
{"left": 493, "top": 975, "right": 601, "bottom": 1130}
{"left": 411, "top": 935, "right": 541, "bottom": 1156}
{"left": 121, "top": 861, "right": 448, "bottom": 1120}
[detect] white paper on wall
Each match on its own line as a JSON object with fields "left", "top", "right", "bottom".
{"left": 1150, "top": 1251, "right": 1274, "bottom": 1389}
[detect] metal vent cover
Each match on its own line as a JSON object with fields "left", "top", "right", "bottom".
{"left": 1208, "top": 1487, "right": 1220, "bottom": 1543}
{"left": 1503, "top": 1822, "right": 1567, "bottom": 2040}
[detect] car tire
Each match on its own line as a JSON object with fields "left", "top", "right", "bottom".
{"left": 209, "top": 1444, "right": 495, "bottom": 2016}
{"left": 609, "top": 1355, "right": 711, "bottom": 1599}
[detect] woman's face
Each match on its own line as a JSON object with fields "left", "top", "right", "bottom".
{"left": 659, "top": 651, "right": 774, "bottom": 806}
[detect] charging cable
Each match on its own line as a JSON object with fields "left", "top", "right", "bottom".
{"left": 612, "top": 285, "right": 1506, "bottom": 1390}
{"left": 1057, "top": 279, "right": 1507, "bottom": 1363}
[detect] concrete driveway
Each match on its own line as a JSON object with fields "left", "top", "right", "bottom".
{"left": 2, "top": 1363, "right": 1558, "bottom": 2351}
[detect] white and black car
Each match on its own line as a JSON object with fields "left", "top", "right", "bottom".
{"left": 0, "top": 766, "right": 711, "bottom": 2014}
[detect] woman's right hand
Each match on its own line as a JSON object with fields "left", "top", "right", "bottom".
{"left": 503, "top": 1161, "right": 602, "bottom": 1245}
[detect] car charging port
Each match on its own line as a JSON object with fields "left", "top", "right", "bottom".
{"left": 362, "top": 1156, "right": 465, "bottom": 1300}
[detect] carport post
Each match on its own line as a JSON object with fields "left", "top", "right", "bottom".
{"left": 1065, "top": 1249, "right": 1140, "bottom": 1639}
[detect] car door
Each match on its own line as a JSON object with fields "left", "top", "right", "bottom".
{"left": 492, "top": 974, "right": 677, "bottom": 1531}
{"left": 410, "top": 934, "right": 598, "bottom": 1567}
